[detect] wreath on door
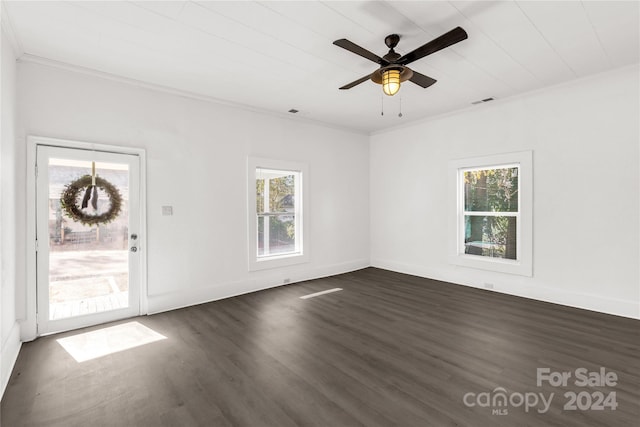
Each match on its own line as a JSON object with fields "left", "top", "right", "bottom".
{"left": 60, "top": 175, "right": 123, "bottom": 226}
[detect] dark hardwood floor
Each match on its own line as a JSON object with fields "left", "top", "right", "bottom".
{"left": 2, "top": 268, "right": 639, "bottom": 426}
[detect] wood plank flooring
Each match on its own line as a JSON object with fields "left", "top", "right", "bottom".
{"left": 2, "top": 268, "right": 639, "bottom": 426}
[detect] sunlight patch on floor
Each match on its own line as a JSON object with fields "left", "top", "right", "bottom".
{"left": 56, "top": 321, "right": 167, "bottom": 362}
{"left": 299, "top": 288, "right": 343, "bottom": 299}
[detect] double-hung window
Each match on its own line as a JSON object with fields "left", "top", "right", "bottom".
{"left": 257, "top": 168, "right": 300, "bottom": 257}
{"left": 449, "top": 151, "right": 532, "bottom": 276}
{"left": 248, "top": 157, "right": 308, "bottom": 271}
{"left": 462, "top": 165, "right": 519, "bottom": 260}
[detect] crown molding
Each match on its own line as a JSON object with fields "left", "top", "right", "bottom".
{"left": 370, "top": 62, "right": 640, "bottom": 138}
{"left": 18, "top": 53, "right": 367, "bottom": 136}
{"left": 1, "top": 1, "right": 24, "bottom": 56}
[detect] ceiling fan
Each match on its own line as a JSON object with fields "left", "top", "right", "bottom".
{"left": 333, "top": 27, "right": 468, "bottom": 96}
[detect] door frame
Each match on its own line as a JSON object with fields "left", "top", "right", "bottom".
{"left": 24, "top": 135, "right": 148, "bottom": 340}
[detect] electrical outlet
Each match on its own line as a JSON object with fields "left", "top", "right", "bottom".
{"left": 484, "top": 283, "right": 494, "bottom": 290}
{"left": 283, "top": 278, "right": 291, "bottom": 284}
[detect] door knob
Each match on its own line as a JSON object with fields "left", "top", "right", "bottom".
{"left": 131, "top": 234, "right": 138, "bottom": 240}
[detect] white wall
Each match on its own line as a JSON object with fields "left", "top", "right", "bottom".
{"left": 1, "top": 25, "right": 21, "bottom": 395}
{"left": 16, "top": 61, "right": 370, "bottom": 339}
{"left": 370, "top": 65, "right": 640, "bottom": 319}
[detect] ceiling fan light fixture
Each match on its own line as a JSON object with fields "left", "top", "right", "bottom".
{"left": 334, "top": 27, "right": 467, "bottom": 95}
{"left": 382, "top": 69, "right": 401, "bottom": 96}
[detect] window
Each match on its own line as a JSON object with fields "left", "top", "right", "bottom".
{"left": 256, "top": 168, "right": 299, "bottom": 257}
{"left": 449, "top": 151, "right": 532, "bottom": 276}
{"left": 463, "top": 165, "right": 519, "bottom": 260}
{"left": 248, "top": 157, "right": 308, "bottom": 271}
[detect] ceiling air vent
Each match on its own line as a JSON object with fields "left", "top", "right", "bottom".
{"left": 471, "top": 97, "right": 495, "bottom": 105}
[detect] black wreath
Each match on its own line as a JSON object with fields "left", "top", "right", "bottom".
{"left": 60, "top": 175, "right": 123, "bottom": 226}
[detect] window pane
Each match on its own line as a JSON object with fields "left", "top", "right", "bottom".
{"left": 269, "top": 175, "right": 295, "bottom": 211}
{"left": 464, "top": 215, "right": 517, "bottom": 260}
{"left": 255, "top": 170, "right": 295, "bottom": 213}
{"left": 257, "top": 214, "right": 296, "bottom": 256}
{"left": 464, "top": 167, "right": 518, "bottom": 212}
{"left": 256, "top": 179, "right": 265, "bottom": 213}
{"left": 257, "top": 214, "right": 265, "bottom": 256}
{"left": 47, "top": 159, "right": 130, "bottom": 320}
{"left": 271, "top": 214, "right": 295, "bottom": 255}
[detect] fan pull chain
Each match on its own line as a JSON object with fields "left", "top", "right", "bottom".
{"left": 398, "top": 97, "right": 403, "bottom": 118}
{"left": 381, "top": 94, "right": 384, "bottom": 116}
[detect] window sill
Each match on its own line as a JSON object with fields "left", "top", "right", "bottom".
{"left": 249, "top": 252, "right": 309, "bottom": 271}
{"left": 449, "top": 254, "right": 532, "bottom": 277}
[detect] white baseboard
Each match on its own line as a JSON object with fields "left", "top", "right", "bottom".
{"left": 371, "top": 258, "right": 640, "bottom": 320}
{"left": 147, "top": 259, "right": 370, "bottom": 314}
{"left": 1, "top": 322, "right": 22, "bottom": 398}
{"left": 19, "top": 318, "right": 37, "bottom": 343}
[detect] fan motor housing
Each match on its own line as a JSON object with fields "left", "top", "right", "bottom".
{"left": 384, "top": 34, "right": 400, "bottom": 49}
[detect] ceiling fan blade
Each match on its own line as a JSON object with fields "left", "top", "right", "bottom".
{"left": 339, "top": 74, "right": 372, "bottom": 90}
{"left": 408, "top": 70, "right": 437, "bottom": 88}
{"left": 398, "top": 27, "right": 468, "bottom": 65}
{"left": 333, "top": 39, "right": 389, "bottom": 65}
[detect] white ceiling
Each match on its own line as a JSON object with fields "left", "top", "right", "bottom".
{"left": 3, "top": 1, "right": 639, "bottom": 134}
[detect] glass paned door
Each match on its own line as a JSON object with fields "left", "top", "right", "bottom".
{"left": 36, "top": 145, "right": 141, "bottom": 334}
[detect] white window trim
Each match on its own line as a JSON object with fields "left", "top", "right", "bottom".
{"left": 448, "top": 151, "right": 533, "bottom": 276}
{"left": 247, "top": 157, "right": 309, "bottom": 271}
